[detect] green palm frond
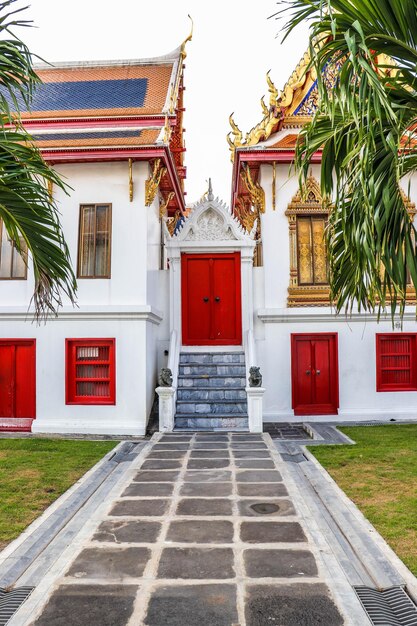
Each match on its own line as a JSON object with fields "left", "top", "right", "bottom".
{"left": 275, "top": 0, "right": 417, "bottom": 318}
{"left": 0, "top": 0, "right": 76, "bottom": 319}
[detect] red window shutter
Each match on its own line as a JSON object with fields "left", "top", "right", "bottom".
{"left": 66, "top": 339, "right": 115, "bottom": 404}
{"left": 376, "top": 334, "right": 417, "bottom": 392}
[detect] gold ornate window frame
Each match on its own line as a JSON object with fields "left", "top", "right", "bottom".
{"left": 285, "top": 180, "right": 417, "bottom": 307}
{"left": 285, "top": 174, "right": 330, "bottom": 307}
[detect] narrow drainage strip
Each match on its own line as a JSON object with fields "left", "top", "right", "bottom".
{"left": 0, "top": 587, "right": 33, "bottom": 626}
{"left": 354, "top": 586, "right": 417, "bottom": 626}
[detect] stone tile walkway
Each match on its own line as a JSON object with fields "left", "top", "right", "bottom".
{"left": 31, "top": 434, "right": 345, "bottom": 626}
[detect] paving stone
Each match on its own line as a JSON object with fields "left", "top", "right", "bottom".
{"left": 145, "top": 584, "right": 238, "bottom": 626}
{"left": 176, "top": 498, "right": 233, "bottom": 516}
{"left": 236, "top": 470, "right": 282, "bottom": 483}
{"left": 238, "top": 499, "right": 296, "bottom": 517}
{"left": 235, "top": 459, "right": 275, "bottom": 469}
{"left": 121, "top": 482, "right": 174, "bottom": 498}
{"left": 147, "top": 451, "right": 186, "bottom": 459}
{"left": 231, "top": 435, "right": 264, "bottom": 441}
{"left": 133, "top": 470, "right": 180, "bottom": 482}
{"left": 157, "top": 547, "right": 235, "bottom": 579}
{"left": 232, "top": 450, "right": 270, "bottom": 459}
{"left": 153, "top": 444, "right": 190, "bottom": 451}
{"left": 193, "top": 443, "right": 229, "bottom": 450}
{"left": 237, "top": 483, "right": 289, "bottom": 498}
{"left": 194, "top": 435, "right": 229, "bottom": 442}
{"left": 184, "top": 470, "right": 232, "bottom": 482}
{"left": 244, "top": 549, "right": 318, "bottom": 578}
{"left": 93, "top": 520, "right": 162, "bottom": 543}
{"left": 190, "top": 450, "right": 230, "bottom": 459}
{"left": 66, "top": 547, "right": 151, "bottom": 579}
{"left": 109, "top": 499, "right": 170, "bottom": 517}
{"left": 187, "top": 458, "right": 230, "bottom": 470}
{"left": 179, "top": 482, "right": 233, "bottom": 497}
{"left": 231, "top": 442, "right": 267, "bottom": 449}
{"left": 141, "top": 459, "right": 183, "bottom": 470}
{"left": 159, "top": 435, "right": 193, "bottom": 442}
{"left": 245, "top": 583, "right": 344, "bottom": 625}
{"left": 166, "top": 520, "right": 234, "bottom": 543}
{"left": 33, "top": 584, "right": 138, "bottom": 626}
{"left": 240, "top": 522, "right": 307, "bottom": 543}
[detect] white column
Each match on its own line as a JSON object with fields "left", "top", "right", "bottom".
{"left": 156, "top": 386, "right": 176, "bottom": 432}
{"left": 246, "top": 386, "right": 265, "bottom": 433}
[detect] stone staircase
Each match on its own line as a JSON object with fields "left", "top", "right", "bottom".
{"left": 174, "top": 351, "right": 249, "bottom": 430}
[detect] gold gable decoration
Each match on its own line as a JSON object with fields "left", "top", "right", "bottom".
{"left": 285, "top": 174, "right": 331, "bottom": 307}
{"left": 145, "top": 159, "right": 166, "bottom": 207}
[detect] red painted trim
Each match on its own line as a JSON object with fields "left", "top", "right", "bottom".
{"left": 291, "top": 333, "right": 339, "bottom": 416}
{"left": 376, "top": 333, "right": 417, "bottom": 392}
{"left": 181, "top": 253, "right": 242, "bottom": 346}
{"left": 65, "top": 338, "right": 116, "bottom": 405}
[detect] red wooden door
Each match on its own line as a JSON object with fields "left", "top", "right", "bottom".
{"left": 0, "top": 340, "right": 36, "bottom": 420}
{"left": 182, "top": 253, "right": 242, "bottom": 345}
{"left": 291, "top": 333, "right": 339, "bottom": 415}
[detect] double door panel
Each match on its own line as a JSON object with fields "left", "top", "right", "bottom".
{"left": 182, "top": 253, "right": 242, "bottom": 345}
{"left": 291, "top": 333, "right": 338, "bottom": 415}
{"left": 0, "top": 340, "right": 36, "bottom": 418}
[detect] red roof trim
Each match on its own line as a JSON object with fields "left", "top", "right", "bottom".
{"left": 231, "top": 148, "right": 322, "bottom": 209}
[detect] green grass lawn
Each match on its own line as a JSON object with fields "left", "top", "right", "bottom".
{"left": 309, "top": 424, "right": 417, "bottom": 575}
{"left": 0, "top": 438, "right": 117, "bottom": 550}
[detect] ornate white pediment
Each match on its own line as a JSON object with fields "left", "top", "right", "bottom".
{"left": 168, "top": 195, "right": 255, "bottom": 244}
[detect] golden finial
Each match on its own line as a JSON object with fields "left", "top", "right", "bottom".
{"left": 260, "top": 96, "right": 269, "bottom": 116}
{"left": 163, "top": 115, "right": 172, "bottom": 144}
{"left": 180, "top": 15, "right": 193, "bottom": 59}
{"left": 128, "top": 158, "right": 133, "bottom": 202}
{"left": 159, "top": 191, "right": 175, "bottom": 218}
{"left": 266, "top": 70, "right": 279, "bottom": 107}
{"left": 228, "top": 113, "right": 243, "bottom": 146}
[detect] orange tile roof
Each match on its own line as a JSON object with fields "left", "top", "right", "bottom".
{"left": 33, "top": 128, "right": 161, "bottom": 149}
{"left": 269, "top": 134, "right": 299, "bottom": 149}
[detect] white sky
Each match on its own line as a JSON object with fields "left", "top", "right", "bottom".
{"left": 22, "top": 0, "right": 310, "bottom": 204}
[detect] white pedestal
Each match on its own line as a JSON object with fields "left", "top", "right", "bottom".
{"left": 156, "top": 386, "right": 176, "bottom": 432}
{"left": 246, "top": 387, "right": 265, "bottom": 433}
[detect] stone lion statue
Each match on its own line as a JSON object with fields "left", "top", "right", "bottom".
{"left": 249, "top": 366, "right": 262, "bottom": 388}
{"left": 158, "top": 367, "right": 173, "bottom": 387}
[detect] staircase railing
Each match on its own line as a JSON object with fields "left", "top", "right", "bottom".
{"left": 244, "top": 329, "right": 265, "bottom": 433}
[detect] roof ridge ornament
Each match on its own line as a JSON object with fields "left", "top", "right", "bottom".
{"left": 208, "top": 178, "right": 214, "bottom": 201}
{"left": 180, "top": 15, "right": 193, "bottom": 59}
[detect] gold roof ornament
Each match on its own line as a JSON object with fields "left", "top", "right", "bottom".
{"left": 159, "top": 191, "right": 175, "bottom": 218}
{"left": 260, "top": 96, "right": 269, "bottom": 116}
{"left": 266, "top": 71, "right": 279, "bottom": 107}
{"left": 180, "top": 15, "right": 193, "bottom": 60}
{"left": 400, "top": 187, "right": 417, "bottom": 219}
{"left": 145, "top": 159, "right": 166, "bottom": 206}
{"left": 241, "top": 165, "right": 265, "bottom": 215}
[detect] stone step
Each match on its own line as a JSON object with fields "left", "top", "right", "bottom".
{"left": 177, "top": 387, "right": 247, "bottom": 401}
{"left": 179, "top": 352, "right": 245, "bottom": 365}
{"left": 174, "top": 416, "right": 249, "bottom": 430}
{"left": 179, "top": 364, "right": 246, "bottom": 376}
{"left": 176, "top": 400, "right": 248, "bottom": 415}
{"left": 177, "top": 375, "right": 246, "bottom": 388}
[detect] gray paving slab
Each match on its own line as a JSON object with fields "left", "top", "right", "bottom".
{"left": 66, "top": 546, "right": 151, "bottom": 579}
{"left": 109, "top": 499, "right": 170, "bottom": 517}
{"left": 237, "top": 499, "right": 296, "bottom": 517}
{"left": 157, "top": 547, "right": 235, "bottom": 579}
{"left": 32, "top": 584, "right": 138, "bottom": 626}
{"left": 187, "top": 458, "right": 231, "bottom": 469}
{"left": 145, "top": 584, "right": 238, "bottom": 626}
{"left": 121, "top": 482, "right": 174, "bottom": 498}
{"left": 243, "top": 548, "right": 318, "bottom": 578}
{"left": 167, "top": 520, "right": 234, "bottom": 544}
{"left": 240, "top": 521, "right": 307, "bottom": 543}
{"left": 93, "top": 520, "right": 162, "bottom": 543}
{"left": 237, "top": 483, "right": 289, "bottom": 498}
{"left": 179, "top": 482, "right": 233, "bottom": 497}
{"left": 245, "top": 583, "right": 344, "bottom": 626}
{"left": 176, "top": 498, "right": 234, "bottom": 516}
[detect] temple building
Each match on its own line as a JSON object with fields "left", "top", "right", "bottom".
{"left": 1, "top": 41, "right": 417, "bottom": 435}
